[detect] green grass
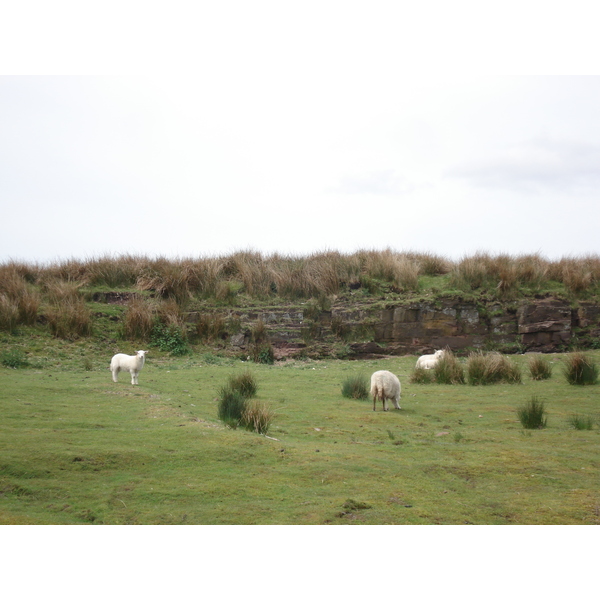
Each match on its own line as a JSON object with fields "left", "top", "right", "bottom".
{"left": 1, "top": 352, "right": 599, "bottom": 524}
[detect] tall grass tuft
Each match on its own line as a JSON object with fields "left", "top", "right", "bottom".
{"left": 433, "top": 350, "right": 465, "bottom": 384}
{"left": 241, "top": 400, "right": 275, "bottom": 434}
{"left": 218, "top": 371, "right": 263, "bottom": 430}
{"left": 217, "top": 387, "right": 247, "bottom": 428}
{"left": 466, "top": 351, "right": 521, "bottom": 385}
{"left": 563, "top": 352, "right": 598, "bottom": 385}
{"left": 136, "top": 258, "right": 192, "bottom": 305}
{"left": 42, "top": 280, "right": 83, "bottom": 304}
{"left": 250, "top": 343, "right": 275, "bottom": 365}
{"left": 46, "top": 298, "right": 93, "bottom": 339}
{"left": 86, "top": 254, "right": 143, "bottom": 288}
{"left": 122, "top": 297, "right": 154, "bottom": 341}
{"left": 341, "top": 375, "right": 370, "bottom": 399}
{"left": 517, "top": 396, "right": 548, "bottom": 429}
{"left": 195, "top": 313, "right": 227, "bottom": 342}
{"left": 528, "top": 354, "right": 553, "bottom": 380}
{"left": 0, "top": 267, "right": 39, "bottom": 328}
{"left": 414, "top": 252, "right": 452, "bottom": 276}
{"left": 227, "top": 370, "right": 258, "bottom": 399}
{"left": 249, "top": 319, "right": 274, "bottom": 363}
{"left": 568, "top": 414, "right": 594, "bottom": 430}
{"left": 0, "top": 295, "right": 20, "bottom": 332}
{"left": 409, "top": 367, "right": 435, "bottom": 384}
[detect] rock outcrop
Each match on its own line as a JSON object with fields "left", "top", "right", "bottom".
{"left": 188, "top": 297, "right": 600, "bottom": 358}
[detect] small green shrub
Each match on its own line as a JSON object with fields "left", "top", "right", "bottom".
{"left": 1, "top": 348, "right": 29, "bottom": 369}
{"left": 564, "top": 352, "right": 598, "bottom": 385}
{"left": 528, "top": 354, "right": 553, "bottom": 380}
{"left": 568, "top": 414, "right": 594, "bottom": 430}
{"left": 150, "top": 323, "right": 190, "bottom": 356}
{"left": 517, "top": 396, "right": 548, "bottom": 429}
{"left": 341, "top": 375, "right": 370, "bottom": 400}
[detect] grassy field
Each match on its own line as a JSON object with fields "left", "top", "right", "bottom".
{"left": 1, "top": 351, "right": 598, "bottom": 525}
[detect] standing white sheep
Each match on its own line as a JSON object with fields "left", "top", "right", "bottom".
{"left": 416, "top": 349, "right": 446, "bottom": 370}
{"left": 110, "top": 350, "right": 148, "bottom": 385}
{"left": 370, "top": 370, "right": 401, "bottom": 412}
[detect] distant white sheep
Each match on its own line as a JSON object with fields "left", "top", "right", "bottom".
{"left": 370, "top": 370, "right": 401, "bottom": 412}
{"left": 416, "top": 349, "right": 446, "bottom": 370}
{"left": 110, "top": 350, "right": 147, "bottom": 385}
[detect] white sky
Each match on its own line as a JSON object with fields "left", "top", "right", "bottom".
{"left": 2, "top": 1, "right": 600, "bottom": 264}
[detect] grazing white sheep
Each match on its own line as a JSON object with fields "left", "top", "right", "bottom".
{"left": 110, "top": 350, "right": 147, "bottom": 385}
{"left": 416, "top": 349, "right": 446, "bottom": 370}
{"left": 370, "top": 370, "right": 401, "bottom": 412}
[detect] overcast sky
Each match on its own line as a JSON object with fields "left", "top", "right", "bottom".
{"left": 2, "top": 2, "right": 600, "bottom": 264}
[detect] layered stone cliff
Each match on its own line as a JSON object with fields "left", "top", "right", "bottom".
{"left": 191, "top": 296, "right": 600, "bottom": 358}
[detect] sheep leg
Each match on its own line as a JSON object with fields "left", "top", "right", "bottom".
{"left": 111, "top": 368, "right": 119, "bottom": 383}
{"left": 373, "top": 392, "right": 377, "bottom": 411}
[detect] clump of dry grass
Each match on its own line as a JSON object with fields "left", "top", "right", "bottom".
{"left": 41, "top": 280, "right": 83, "bottom": 304}
{"left": 227, "top": 251, "right": 276, "bottom": 298}
{"left": 46, "top": 298, "right": 93, "bottom": 339}
{"left": 86, "top": 254, "right": 145, "bottom": 288}
{"left": 0, "top": 265, "right": 39, "bottom": 329}
{"left": 528, "top": 354, "right": 553, "bottom": 380}
{"left": 409, "top": 366, "right": 435, "bottom": 384}
{"left": 548, "top": 255, "right": 600, "bottom": 295}
{"left": 411, "top": 251, "right": 452, "bottom": 276}
{"left": 241, "top": 400, "right": 275, "bottom": 434}
{"left": 563, "top": 352, "right": 598, "bottom": 385}
{"left": 433, "top": 350, "right": 465, "bottom": 384}
{"left": 0, "top": 295, "right": 20, "bottom": 332}
{"left": 195, "top": 312, "right": 227, "bottom": 342}
{"left": 450, "top": 253, "right": 493, "bottom": 291}
{"left": 466, "top": 351, "right": 522, "bottom": 385}
{"left": 450, "top": 252, "right": 551, "bottom": 297}
{"left": 122, "top": 297, "right": 155, "bottom": 341}
{"left": 136, "top": 258, "right": 192, "bottom": 305}
{"left": 409, "top": 350, "right": 465, "bottom": 384}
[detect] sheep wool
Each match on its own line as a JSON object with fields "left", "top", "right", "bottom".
{"left": 370, "top": 370, "right": 401, "bottom": 412}
{"left": 110, "top": 350, "right": 148, "bottom": 385}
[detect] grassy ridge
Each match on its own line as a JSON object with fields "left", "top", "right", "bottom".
{"left": 1, "top": 353, "right": 599, "bottom": 524}
{"left": 2, "top": 249, "right": 600, "bottom": 361}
